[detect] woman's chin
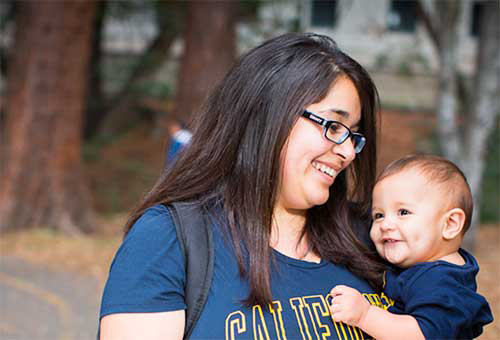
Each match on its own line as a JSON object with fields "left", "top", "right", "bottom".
{"left": 309, "top": 191, "right": 330, "bottom": 207}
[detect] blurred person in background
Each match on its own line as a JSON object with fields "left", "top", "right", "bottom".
{"left": 165, "top": 120, "right": 192, "bottom": 167}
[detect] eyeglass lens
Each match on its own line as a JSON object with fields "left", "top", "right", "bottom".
{"left": 326, "top": 123, "right": 365, "bottom": 153}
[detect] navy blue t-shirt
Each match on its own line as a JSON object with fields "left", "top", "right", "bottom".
{"left": 384, "top": 248, "right": 493, "bottom": 339}
{"left": 100, "top": 205, "right": 384, "bottom": 339}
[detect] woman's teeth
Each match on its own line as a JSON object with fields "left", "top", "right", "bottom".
{"left": 312, "top": 161, "right": 336, "bottom": 177}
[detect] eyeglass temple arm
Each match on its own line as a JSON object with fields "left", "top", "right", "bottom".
{"left": 303, "top": 110, "right": 328, "bottom": 127}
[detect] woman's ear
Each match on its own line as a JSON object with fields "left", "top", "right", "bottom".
{"left": 442, "top": 208, "right": 466, "bottom": 240}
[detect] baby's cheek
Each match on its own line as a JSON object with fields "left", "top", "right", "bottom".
{"left": 369, "top": 226, "right": 378, "bottom": 242}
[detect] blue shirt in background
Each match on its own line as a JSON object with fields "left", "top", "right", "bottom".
{"left": 166, "top": 129, "right": 192, "bottom": 163}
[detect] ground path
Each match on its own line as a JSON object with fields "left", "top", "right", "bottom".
{"left": 1, "top": 225, "right": 498, "bottom": 339}
{"left": 0, "top": 255, "right": 101, "bottom": 340}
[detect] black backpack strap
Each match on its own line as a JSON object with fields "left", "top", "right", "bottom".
{"left": 166, "top": 201, "right": 214, "bottom": 339}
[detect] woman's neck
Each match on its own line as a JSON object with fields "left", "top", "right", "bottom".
{"left": 270, "top": 206, "right": 320, "bottom": 263}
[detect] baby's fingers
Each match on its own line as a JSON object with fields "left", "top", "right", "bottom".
{"left": 330, "top": 285, "right": 349, "bottom": 297}
{"left": 329, "top": 296, "right": 344, "bottom": 315}
{"left": 330, "top": 305, "right": 346, "bottom": 323}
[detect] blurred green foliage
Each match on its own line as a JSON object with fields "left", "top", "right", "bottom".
{"left": 479, "top": 118, "right": 499, "bottom": 223}
{"left": 133, "top": 81, "right": 171, "bottom": 99}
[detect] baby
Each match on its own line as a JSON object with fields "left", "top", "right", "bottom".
{"left": 330, "top": 154, "right": 493, "bottom": 339}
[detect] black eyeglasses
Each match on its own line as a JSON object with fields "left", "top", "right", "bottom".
{"left": 301, "top": 110, "right": 366, "bottom": 153}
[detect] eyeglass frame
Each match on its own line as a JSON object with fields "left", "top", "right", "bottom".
{"left": 301, "top": 110, "right": 366, "bottom": 153}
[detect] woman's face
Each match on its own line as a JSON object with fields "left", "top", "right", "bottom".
{"left": 276, "top": 76, "right": 362, "bottom": 212}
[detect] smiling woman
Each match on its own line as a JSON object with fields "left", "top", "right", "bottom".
{"left": 277, "top": 76, "right": 362, "bottom": 216}
{"left": 99, "top": 33, "right": 384, "bottom": 340}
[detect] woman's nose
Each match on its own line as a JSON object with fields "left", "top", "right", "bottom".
{"left": 332, "top": 137, "right": 356, "bottom": 162}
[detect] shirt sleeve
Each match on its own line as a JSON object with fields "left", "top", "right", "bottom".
{"left": 397, "top": 265, "right": 492, "bottom": 339}
{"left": 99, "top": 205, "right": 186, "bottom": 319}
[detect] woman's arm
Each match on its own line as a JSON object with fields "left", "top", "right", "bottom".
{"left": 330, "top": 285, "right": 424, "bottom": 340}
{"left": 100, "top": 310, "right": 185, "bottom": 340}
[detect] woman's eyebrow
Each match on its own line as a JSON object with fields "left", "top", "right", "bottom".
{"left": 317, "top": 108, "right": 350, "bottom": 118}
{"left": 317, "top": 108, "right": 360, "bottom": 129}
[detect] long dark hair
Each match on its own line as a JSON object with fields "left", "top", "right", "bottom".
{"left": 126, "top": 33, "right": 383, "bottom": 305}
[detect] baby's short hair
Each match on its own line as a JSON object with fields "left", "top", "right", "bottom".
{"left": 377, "top": 154, "right": 473, "bottom": 233}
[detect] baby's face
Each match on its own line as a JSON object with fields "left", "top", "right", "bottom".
{"left": 370, "top": 168, "right": 450, "bottom": 268}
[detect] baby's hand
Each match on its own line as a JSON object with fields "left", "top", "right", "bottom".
{"left": 329, "top": 285, "right": 370, "bottom": 327}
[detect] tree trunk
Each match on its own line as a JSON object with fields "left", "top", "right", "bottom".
{"left": 418, "top": 0, "right": 500, "bottom": 251}
{"left": 461, "top": 0, "right": 500, "bottom": 250}
{"left": 0, "top": 1, "right": 97, "bottom": 235}
{"left": 84, "top": 0, "right": 107, "bottom": 140}
{"left": 98, "top": 1, "right": 184, "bottom": 138}
{"left": 173, "top": 0, "right": 236, "bottom": 124}
{"left": 434, "top": 0, "right": 462, "bottom": 161}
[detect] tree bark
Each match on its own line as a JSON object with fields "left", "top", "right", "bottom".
{"left": 83, "top": 0, "right": 107, "bottom": 140}
{"left": 462, "top": 0, "right": 500, "bottom": 249}
{"left": 0, "top": 1, "right": 97, "bottom": 234}
{"left": 97, "top": 1, "right": 183, "bottom": 138}
{"left": 418, "top": 0, "right": 499, "bottom": 250}
{"left": 173, "top": 0, "right": 236, "bottom": 124}
{"left": 428, "top": 0, "right": 463, "bottom": 161}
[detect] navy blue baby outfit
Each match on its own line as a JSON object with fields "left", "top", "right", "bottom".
{"left": 384, "top": 248, "right": 493, "bottom": 339}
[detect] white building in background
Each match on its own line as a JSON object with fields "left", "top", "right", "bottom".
{"left": 245, "top": 0, "right": 484, "bottom": 109}
{"left": 255, "top": 0, "right": 481, "bottom": 74}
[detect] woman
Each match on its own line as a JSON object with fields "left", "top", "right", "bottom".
{"left": 100, "top": 33, "right": 384, "bottom": 339}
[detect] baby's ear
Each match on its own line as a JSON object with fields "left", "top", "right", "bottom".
{"left": 442, "top": 208, "right": 466, "bottom": 240}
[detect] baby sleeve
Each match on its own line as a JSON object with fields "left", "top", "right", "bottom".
{"left": 99, "top": 205, "right": 187, "bottom": 319}
{"left": 398, "top": 265, "right": 492, "bottom": 339}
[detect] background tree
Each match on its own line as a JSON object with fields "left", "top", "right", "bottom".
{"left": 97, "top": 1, "right": 185, "bottom": 138}
{"left": 85, "top": 1, "right": 253, "bottom": 139}
{"left": 417, "top": 0, "right": 500, "bottom": 249}
{"left": 0, "top": 0, "right": 97, "bottom": 234}
{"left": 173, "top": 0, "right": 237, "bottom": 125}
{"left": 83, "top": 0, "right": 108, "bottom": 140}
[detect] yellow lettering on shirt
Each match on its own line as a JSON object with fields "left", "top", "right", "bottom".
{"left": 225, "top": 310, "right": 246, "bottom": 340}
{"left": 269, "top": 301, "right": 287, "bottom": 340}
{"left": 224, "top": 291, "right": 386, "bottom": 339}
{"left": 253, "top": 305, "right": 271, "bottom": 340}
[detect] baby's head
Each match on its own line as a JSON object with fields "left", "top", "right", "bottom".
{"left": 370, "top": 154, "right": 472, "bottom": 268}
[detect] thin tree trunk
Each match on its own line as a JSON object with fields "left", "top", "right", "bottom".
{"left": 0, "top": 1, "right": 97, "bottom": 234}
{"left": 98, "top": 1, "right": 183, "bottom": 137}
{"left": 418, "top": 0, "right": 499, "bottom": 251}
{"left": 462, "top": 0, "right": 500, "bottom": 250}
{"left": 84, "top": 0, "right": 107, "bottom": 140}
{"left": 173, "top": 0, "right": 236, "bottom": 124}
{"left": 434, "top": 0, "right": 462, "bottom": 162}
{"left": 436, "top": 52, "right": 461, "bottom": 160}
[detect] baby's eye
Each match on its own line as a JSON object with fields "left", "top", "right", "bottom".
{"left": 373, "top": 212, "right": 384, "bottom": 219}
{"left": 398, "top": 209, "right": 411, "bottom": 216}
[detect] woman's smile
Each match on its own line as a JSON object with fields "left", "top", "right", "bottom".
{"left": 311, "top": 160, "right": 338, "bottom": 178}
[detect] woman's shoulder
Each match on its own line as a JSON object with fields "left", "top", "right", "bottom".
{"left": 117, "top": 204, "right": 181, "bottom": 258}
{"left": 126, "top": 204, "right": 174, "bottom": 238}
{"left": 133, "top": 204, "right": 172, "bottom": 225}
{"left": 100, "top": 203, "right": 187, "bottom": 318}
